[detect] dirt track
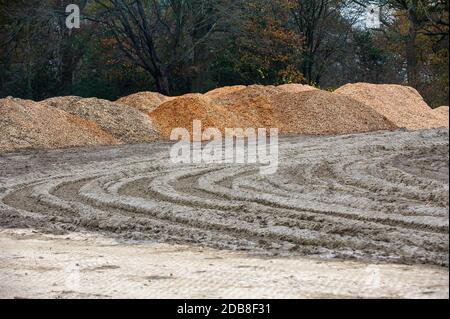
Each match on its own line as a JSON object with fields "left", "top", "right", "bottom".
{"left": 1, "top": 229, "right": 447, "bottom": 299}
{"left": 0, "top": 128, "right": 449, "bottom": 267}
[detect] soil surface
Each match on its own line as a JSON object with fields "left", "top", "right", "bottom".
{"left": 1, "top": 128, "right": 448, "bottom": 268}
{"left": 1, "top": 229, "right": 447, "bottom": 299}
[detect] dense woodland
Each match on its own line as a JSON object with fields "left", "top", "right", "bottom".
{"left": 0, "top": 0, "right": 448, "bottom": 106}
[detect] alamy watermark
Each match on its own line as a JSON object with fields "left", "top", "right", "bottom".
{"left": 66, "top": 4, "right": 80, "bottom": 29}
{"left": 169, "top": 120, "right": 279, "bottom": 175}
{"left": 365, "top": 3, "right": 381, "bottom": 29}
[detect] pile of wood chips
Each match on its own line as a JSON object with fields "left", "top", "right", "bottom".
{"left": 41, "top": 97, "right": 160, "bottom": 143}
{"left": 0, "top": 97, "right": 117, "bottom": 152}
{"left": 1, "top": 83, "right": 448, "bottom": 152}
{"left": 335, "top": 83, "right": 449, "bottom": 130}
{"left": 434, "top": 105, "right": 449, "bottom": 118}
{"left": 116, "top": 91, "right": 174, "bottom": 113}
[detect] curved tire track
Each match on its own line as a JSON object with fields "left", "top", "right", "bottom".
{"left": 0, "top": 129, "right": 448, "bottom": 266}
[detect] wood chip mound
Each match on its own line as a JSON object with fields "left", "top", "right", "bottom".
{"left": 276, "top": 83, "right": 318, "bottom": 93}
{"left": 204, "top": 83, "right": 316, "bottom": 98}
{"left": 150, "top": 84, "right": 396, "bottom": 140}
{"left": 204, "top": 85, "right": 247, "bottom": 99}
{"left": 149, "top": 93, "right": 246, "bottom": 140}
{"left": 271, "top": 90, "right": 397, "bottom": 135}
{"left": 335, "top": 83, "right": 449, "bottom": 129}
{"left": 2, "top": 83, "right": 447, "bottom": 151}
{"left": 207, "top": 85, "right": 286, "bottom": 129}
{"left": 116, "top": 92, "right": 174, "bottom": 113}
{"left": 434, "top": 106, "right": 449, "bottom": 118}
{"left": 0, "top": 97, "right": 118, "bottom": 152}
{"left": 42, "top": 97, "right": 160, "bottom": 143}
{"left": 41, "top": 96, "right": 84, "bottom": 109}
{"left": 206, "top": 84, "right": 396, "bottom": 135}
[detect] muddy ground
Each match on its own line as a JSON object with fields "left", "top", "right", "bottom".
{"left": 1, "top": 229, "right": 447, "bottom": 299}
{"left": 0, "top": 128, "right": 448, "bottom": 265}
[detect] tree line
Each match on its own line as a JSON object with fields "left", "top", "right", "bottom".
{"left": 0, "top": 0, "right": 448, "bottom": 106}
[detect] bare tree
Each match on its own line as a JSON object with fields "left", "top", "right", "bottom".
{"left": 289, "top": 0, "right": 359, "bottom": 85}
{"left": 0, "top": 0, "right": 90, "bottom": 98}
{"left": 90, "top": 0, "right": 221, "bottom": 95}
{"left": 353, "top": 0, "right": 449, "bottom": 87}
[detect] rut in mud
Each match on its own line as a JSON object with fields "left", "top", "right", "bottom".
{"left": 0, "top": 129, "right": 448, "bottom": 266}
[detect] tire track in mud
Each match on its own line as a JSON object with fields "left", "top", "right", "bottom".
{"left": 0, "top": 129, "right": 448, "bottom": 266}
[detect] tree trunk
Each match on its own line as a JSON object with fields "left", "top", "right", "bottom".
{"left": 25, "top": 21, "right": 33, "bottom": 100}
{"left": 406, "top": 12, "right": 418, "bottom": 87}
{"left": 302, "top": 54, "right": 314, "bottom": 85}
{"left": 155, "top": 69, "right": 171, "bottom": 95}
{"left": 61, "top": 50, "right": 76, "bottom": 90}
